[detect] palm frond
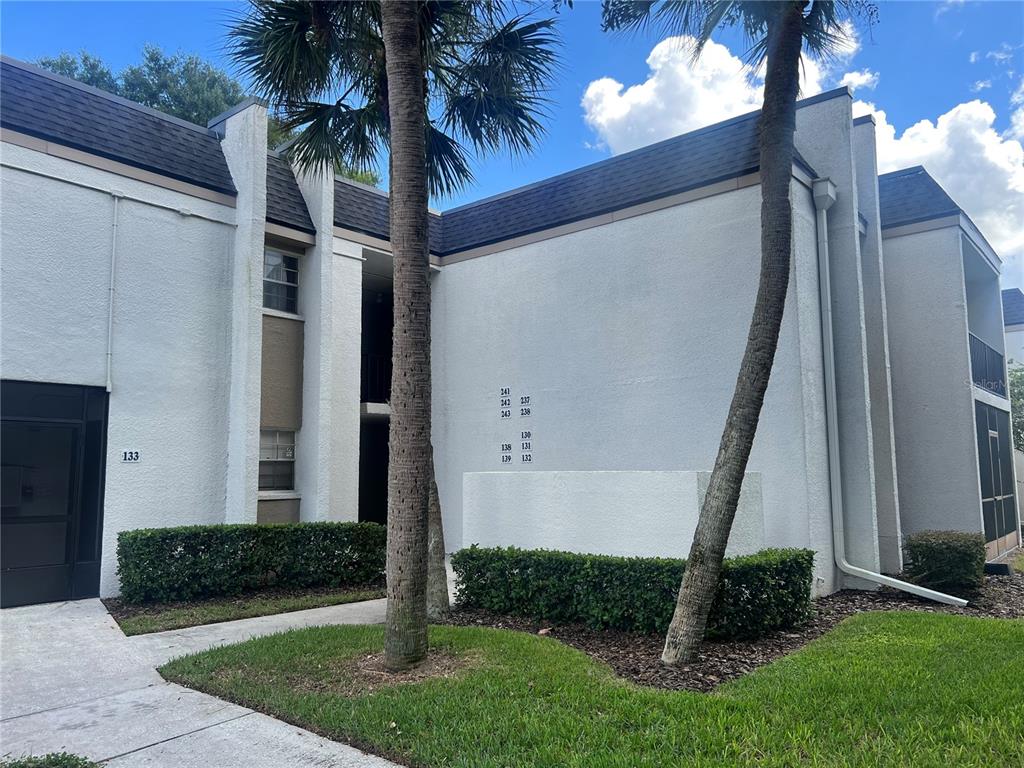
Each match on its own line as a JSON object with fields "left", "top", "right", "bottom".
{"left": 282, "top": 100, "right": 386, "bottom": 174}
{"left": 440, "top": 16, "right": 558, "bottom": 156}
{"left": 426, "top": 121, "right": 474, "bottom": 196}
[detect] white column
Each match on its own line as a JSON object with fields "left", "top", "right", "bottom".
{"left": 853, "top": 116, "right": 903, "bottom": 574}
{"left": 214, "top": 100, "right": 268, "bottom": 524}
{"left": 330, "top": 235, "right": 365, "bottom": 521}
{"left": 796, "top": 91, "right": 882, "bottom": 584}
{"left": 294, "top": 164, "right": 336, "bottom": 521}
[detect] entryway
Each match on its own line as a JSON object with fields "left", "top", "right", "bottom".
{"left": 1, "top": 380, "right": 108, "bottom": 608}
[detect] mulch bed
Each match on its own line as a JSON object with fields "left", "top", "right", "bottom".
{"left": 446, "top": 572, "right": 1024, "bottom": 693}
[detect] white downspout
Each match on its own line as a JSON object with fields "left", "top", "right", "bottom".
{"left": 812, "top": 177, "right": 967, "bottom": 607}
{"left": 105, "top": 192, "right": 123, "bottom": 393}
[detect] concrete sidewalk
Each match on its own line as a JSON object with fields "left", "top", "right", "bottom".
{"left": 1, "top": 598, "right": 397, "bottom": 766}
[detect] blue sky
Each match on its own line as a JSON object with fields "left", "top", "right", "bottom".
{"left": 3, "top": 1, "right": 1023, "bottom": 283}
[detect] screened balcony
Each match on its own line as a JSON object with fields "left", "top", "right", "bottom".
{"left": 969, "top": 333, "right": 1006, "bottom": 398}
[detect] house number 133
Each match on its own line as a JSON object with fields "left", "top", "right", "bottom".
{"left": 122, "top": 451, "right": 140, "bottom": 463}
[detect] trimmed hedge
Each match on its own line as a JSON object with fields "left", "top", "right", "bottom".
{"left": 904, "top": 530, "right": 986, "bottom": 592}
{"left": 117, "top": 522, "right": 386, "bottom": 603}
{"left": 451, "top": 545, "right": 814, "bottom": 640}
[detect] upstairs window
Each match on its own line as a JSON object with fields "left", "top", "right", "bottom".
{"left": 259, "top": 429, "right": 295, "bottom": 491}
{"left": 263, "top": 249, "right": 299, "bottom": 314}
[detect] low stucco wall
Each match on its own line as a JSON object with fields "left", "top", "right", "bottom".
{"left": 462, "top": 470, "right": 764, "bottom": 559}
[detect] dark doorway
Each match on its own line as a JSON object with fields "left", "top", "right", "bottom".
{"left": 359, "top": 419, "right": 389, "bottom": 525}
{"left": 1, "top": 381, "right": 108, "bottom": 607}
{"left": 975, "top": 400, "right": 1017, "bottom": 544}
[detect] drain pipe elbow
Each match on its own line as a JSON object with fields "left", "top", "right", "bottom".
{"left": 811, "top": 178, "right": 967, "bottom": 608}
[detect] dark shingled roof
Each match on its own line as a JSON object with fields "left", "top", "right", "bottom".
{"left": 0, "top": 56, "right": 236, "bottom": 196}
{"left": 267, "top": 154, "right": 314, "bottom": 233}
{"left": 877, "top": 166, "right": 961, "bottom": 230}
{"left": 333, "top": 106, "right": 817, "bottom": 256}
{"left": 1003, "top": 288, "right": 1024, "bottom": 326}
{"left": 333, "top": 178, "right": 443, "bottom": 249}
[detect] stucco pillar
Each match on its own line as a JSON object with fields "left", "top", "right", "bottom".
{"left": 796, "top": 91, "right": 882, "bottom": 585}
{"left": 213, "top": 100, "right": 268, "bottom": 524}
{"left": 330, "top": 234, "right": 365, "bottom": 521}
{"left": 852, "top": 116, "right": 903, "bottom": 574}
{"left": 293, "top": 163, "right": 336, "bottom": 521}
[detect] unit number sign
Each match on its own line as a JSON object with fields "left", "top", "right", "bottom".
{"left": 121, "top": 450, "right": 141, "bottom": 463}
{"left": 498, "top": 386, "right": 533, "bottom": 465}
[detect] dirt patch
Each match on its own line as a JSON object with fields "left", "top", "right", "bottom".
{"left": 447, "top": 572, "right": 1024, "bottom": 693}
{"left": 285, "top": 650, "right": 475, "bottom": 697}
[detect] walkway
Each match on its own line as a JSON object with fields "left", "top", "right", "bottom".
{"left": 1, "top": 597, "right": 397, "bottom": 766}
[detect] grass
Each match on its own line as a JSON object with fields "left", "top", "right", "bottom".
{"left": 106, "top": 587, "right": 385, "bottom": 635}
{"left": 0, "top": 755, "right": 97, "bottom": 768}
{"left": 162, "top": 612, "right": 1024, "bottom": 767}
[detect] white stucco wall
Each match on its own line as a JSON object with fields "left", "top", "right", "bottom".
{"left": 1004, "top": 325, "right": 1024, "bottom": 367}
{"left": 852, "top": 118, "right": 903, "bottom": 574}
{"left": 218, "top": 104, "right": 267, "bottom": 525}
{"left": 432, "top": 179, "right": 837, "bottom": 593}
{"left": 328, "top": 236, "right": 365, "bottom": 522}
{"left": 883, "top": 225, "right": 985, "bottom": 536}
{"left": 463, "top": 470, "right": 764, "bottom": 558}
{"left": 1, "top": 142, "right": 237, "bottom": 595}
{"left": 293, "top": 165, "right": 333, "bottom": 522}
{"left": 796, "top": 92, "right": 881, "bottom": 582}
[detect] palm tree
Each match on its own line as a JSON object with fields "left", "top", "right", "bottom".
{"left": 231, "top": 0, "right": 559, "bottom": 670}
{"left": 602, "top": 0, "right": 876, "bottom": 665}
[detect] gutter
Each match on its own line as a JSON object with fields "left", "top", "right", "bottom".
{"left": 106, "top": 192, "right": 122, "bottom": 393}
{"left": 812, "top": 177, "right": 967, "bottom": 608}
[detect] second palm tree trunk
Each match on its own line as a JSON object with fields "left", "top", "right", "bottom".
{"left": 661, "top": 2, "right": 807, "bottom": 666}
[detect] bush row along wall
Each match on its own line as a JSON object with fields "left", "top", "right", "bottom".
{"left": 117, "top": 522, "right": 386, "bottom": 603}
{"left": 451, "top": 545, "right": 815, "bottom": 640}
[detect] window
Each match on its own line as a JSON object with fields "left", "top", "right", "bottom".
{"left": 263, "top": 249, "right": 299, "bottom": 314}
{"left": 259, "top": 430, "right": 295, "bottom": 491}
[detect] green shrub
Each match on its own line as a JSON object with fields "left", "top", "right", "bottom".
{"left": 451, "top": 546, "right": 814, "bottom": 640}
{"left": 904, "top": 530, "right": 986, "bottom": 592}
{"left": 1, "top": 754, "right": 97, "bottom": 768}
{"left": 117, "top": 522, "right": 386, "bottom": 603}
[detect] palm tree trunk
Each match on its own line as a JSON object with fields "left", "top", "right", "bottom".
{"left": 426, "top": 448, "right": 450, "bottom": 621}
{"left": 661, "top": 2, "right": 806, "bottom": 667}
{"left": 381, "top": 0, "right": 431, "bottom": 672}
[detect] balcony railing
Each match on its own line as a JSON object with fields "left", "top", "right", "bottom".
{"left": 361, "top": 352, "right": 392, "bottom": 403}
{"left": 969, "top": 333, "right": 1006, "bottom": 398}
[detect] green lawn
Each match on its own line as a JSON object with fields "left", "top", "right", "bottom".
{"left": 0, "top": 755, "right": 97, "bottom": 768}
{"left": 162, "top": 612, "right": 1024, "bottom": 767}
{"left": 107, "top": 587, "right": 385, "bottom": 635}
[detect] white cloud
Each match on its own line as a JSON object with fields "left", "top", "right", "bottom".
{"left": 582, "top": 36, "right": 824, "bottom": 155}
{"left": 936, "top": 0, "right": 965, "bottom": 17}
{"left": 969, "top": 51, "right": 980, "bottom": 64}
{"left": 833, "top": 20, "right": 860, "bottom": 60}
{"left": 1009, "top": 78, "right": 1024, "bottom": 142}
{"left": 839, "top": 69, "right": 879, "bottom": 92}
{"left": 582, "top": 37, "right": 1024, "bottom": 286}
{"left": 971, "top": 79, "right": 992, "bottom": 92}
{"left": 987, "top": 43, "right": 1015, "bottom": 66}
{"left": 858, "top": 99, "right": 1024, "bottom": 286}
